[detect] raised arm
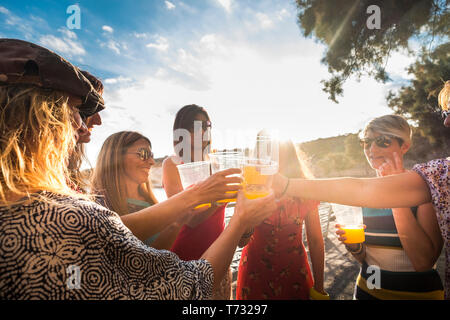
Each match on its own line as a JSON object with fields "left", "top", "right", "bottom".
{"left": 121, "top": 168, "right": 242, "bottom": 241}
{"left": 273, "top": 171, "right": 431, "bottom": 209}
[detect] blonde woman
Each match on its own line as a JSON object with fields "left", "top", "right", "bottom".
{"left": 272, "top": 81, "right": 449, "bottom": 299}
{"left": 92, "top": 131, "right": 183, "bottom": 249}
{"left": 336, "top": 115, "right": 443, "bottom": 299}
{"left": 0, "top": 39, "right": 277, "bottom": 299}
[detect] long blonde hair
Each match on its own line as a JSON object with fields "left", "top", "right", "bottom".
{"left": 279, "top": 140, "right": 314, "bottom": 179}
{"left": 0, "top": 85, "right": 87, "bottom": 206}
{"left": 438, "top": 80, "right": 449, "bottom": 111}
{"left": 91, "top": 131, "right": 158, "bottom": 215}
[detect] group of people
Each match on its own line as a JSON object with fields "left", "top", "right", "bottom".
{"left": 0, "top": 38, "right": 448, "bottom": 300}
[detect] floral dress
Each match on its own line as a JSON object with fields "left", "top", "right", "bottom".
{"left": 236, "top": 198, "right": 320, "bottom": 300}
{"left": 413, "top": 158, "right": 450, "bottom": 300}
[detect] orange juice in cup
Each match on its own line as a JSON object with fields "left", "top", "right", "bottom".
{"left": 177, "top": 161, "right": 211, "bottom": 209}
{"left": 209, "top": 151, "right": 244, "bottom": 204}
{"left": 332, "top": 204, "right": 365, "bottom": 244}
{"left": 242, "top": 159, "right": 277, "bottom": 200}
{"left": 340, "top": 225, "right": 365, "bottom": 244}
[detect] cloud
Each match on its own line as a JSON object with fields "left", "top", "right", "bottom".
{"left": 0, "top": 6, "right": 10, "bottom": 14}
{"left": 146, "top": 36, "right": 169, "bottom": 52}
{"left": 165, "top": 1, "right": 176, "bottom": 10}
{"left": 216, "top": 0, "right": 232, "bottom": 13}
{"left": 104, "top": 76, "right": 132, "bottom": 85}
{"left": 102, "top": 25, "right": 114, "bottom": 33}
{"left": 39, "top": 27, "right": 86, "bottom": 58}
{"left": 134, "top": 32, "right": 148, "bottom": 39}
{"left": 256, "top": 13, "right": 274, "bottom": 29}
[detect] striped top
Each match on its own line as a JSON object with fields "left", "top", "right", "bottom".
{"left": 363, "top": 207, "right": 418, "bottom": 272}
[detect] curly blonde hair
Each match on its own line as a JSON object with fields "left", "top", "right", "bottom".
{"left": 438, "top": 80, "right": 449, "bottom": 111}
{"left": 0, "top": 85, "right": 89, "bottom": 206}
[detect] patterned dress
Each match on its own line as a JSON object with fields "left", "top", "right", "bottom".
{"left": 413, "top": 158, "right": 450, "bottom": 300}
{"left": 0, "top": 193, "right": 213, "bottom": 299}
{"left": 236, "top": 198, "right": 320, "bottom": 300}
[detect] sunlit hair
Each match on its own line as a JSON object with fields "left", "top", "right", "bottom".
{"left": 0, "top": 85, "right": 88, "bottom": 206}
{"left": 438, "top": 80, "right": 449, "bottom": 111}
{"left": 67, "top": 71, "right": 104, "bottom": 193}
{"left": 361, "top": 114, "right": 412, "bottom": 146}
{"left": 67, "top": 143, "right": 90, "bottom": 192}
{"left": 279, "top": 140, "right": 314, "bottom": 179}
{"left": 91, "top": 131, "right": 158, "bottom": 216}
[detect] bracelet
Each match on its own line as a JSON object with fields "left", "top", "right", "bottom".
{"left": 241, "top": 228, "right": 254, "bottom": 239}
{"left": 345, "top": 243, "right": 364, "bottom": 255}
{"left": 309, "top": 287, "right": 330, "bottom": 300}
{"left": 281, "top": 178, "right": 290, "bottom": 196}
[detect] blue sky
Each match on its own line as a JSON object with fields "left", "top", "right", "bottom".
{"left": 0, "top": 0, "right": 418, "bottom": 163}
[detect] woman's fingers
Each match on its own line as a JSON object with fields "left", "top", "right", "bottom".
{"left": 223, "top": 176, "right": 243, "bottom": 185}
{"left": 216, "top": 168, "right": 241, "bottom": 177}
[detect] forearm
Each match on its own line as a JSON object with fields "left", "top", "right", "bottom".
{"left": 121, "top": 189, "right": 198, "bottom": 241}
{"left": 201, "top": 216, "right": 246, "bottom": 291}
{"left": 285, "top": 173, "right": 431, "bottom": 208}
{"left": 392, "top": 208, "right": 437, "bottom": 271}
{"left": 148, "top": 223, "right": 183, "bottom": 250}
{"left": 307, "top": 238, "right": 325, "bottom": 292}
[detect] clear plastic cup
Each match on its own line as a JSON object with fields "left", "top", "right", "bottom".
{"left": 242, "top": 158, "right": 277, "bottom": 200}
{"left": 208, "top": 151, "right": 244, "bottom": 204}
{"left": 331, "top": 204, "right": 365, "bottom": 244}
{"left": 177, "top": 161, "right": 211, "bottom": 209}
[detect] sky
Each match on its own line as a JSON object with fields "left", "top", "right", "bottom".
{"left": 0, "top": 0, "right": 417, "bottom": 165}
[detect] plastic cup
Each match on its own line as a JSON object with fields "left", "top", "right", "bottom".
{"left": 208, "top": 151, "right": 244, "bottom": 204}
{"left": 331, "top": 204, "right": 365, "bottom": 244}
{"left": 242, "top": 158, "right": 278, "bottom": 200}
{"left": 177, "top": 161, "right": 211, "bottom": 209}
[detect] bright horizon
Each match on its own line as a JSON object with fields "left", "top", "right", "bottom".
{"left": 0, "top": 1, "right": 416, "bottom": 165}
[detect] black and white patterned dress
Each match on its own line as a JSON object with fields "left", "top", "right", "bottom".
{"left": 0, "top": 194, "right": 214, "bottom": 299}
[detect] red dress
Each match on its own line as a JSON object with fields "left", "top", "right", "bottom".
{"left": 236, "top": 198, "right": 320, "bottom": 300}
{"left": 170, "top": 204, "right": 227, "bottom": 260}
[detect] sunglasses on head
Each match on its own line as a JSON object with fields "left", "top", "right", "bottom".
{"left": 128, "top": 148, "right": 154, "bottom": 161}
{"left": 359, "top": 135, "right": 402, "bottom": 149}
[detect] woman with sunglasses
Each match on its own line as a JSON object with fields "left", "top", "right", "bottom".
{"left": 272, "top": 81, "right": 449, "bottom": 299}
{"left": 336, "top": 115, "right": 443, "bottom": 299}
{"left": 91, "top": 131, "right": 181, "bottom": 249}
{"left": 0, "top": 39, "right": 279, "bottom": 299}
{"left": 162, "top": 104, "right": 244, "bottom": 299}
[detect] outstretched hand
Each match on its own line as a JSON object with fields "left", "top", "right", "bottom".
{"left": 232, "top": 190, "right": 277, "bottom": 230}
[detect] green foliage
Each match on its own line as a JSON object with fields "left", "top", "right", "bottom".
{"left": 295, "top": 0, "right": 449, "bottom": 102}
{"left": 298, "top": 130, "right": 447, "bottom": 178}
{"left": 387, "top": 43, "right": 450, "bottom": 149}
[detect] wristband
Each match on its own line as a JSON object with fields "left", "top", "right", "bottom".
{"left": 345, "top": 243, "right": 364, "bottom": 255}
{"left": 309, "top": 287, "right": 330, "bottom": 300}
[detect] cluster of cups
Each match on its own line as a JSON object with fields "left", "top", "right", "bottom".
{"left": 178, "top": 137, "right": 366, "bottom": 245}
{"left": 177, "top": 136, "right": 279, "bottom": 209}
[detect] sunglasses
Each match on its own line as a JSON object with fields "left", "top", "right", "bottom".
{"left": 127, "top": 148, "right": 154, "bottom": 161}
{"left": 442, "top": 110, "right": 449, "bottom": 119}
{"left": 359, "top": 135, "right": 402, "bottom": 149}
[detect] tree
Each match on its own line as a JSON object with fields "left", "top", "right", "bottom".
{"left": 387, "top": 43, "right": 450, "bottom": 149}
{"left": 295, "top": 0, "right": 449, "bottom": 102}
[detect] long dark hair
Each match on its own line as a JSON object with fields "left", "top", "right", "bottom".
{"left": 173, "top": 104, "right": 210, "bottom": 147}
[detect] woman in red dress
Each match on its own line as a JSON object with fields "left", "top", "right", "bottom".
{"left": 163, "top": 104, "right": 250, "bottom": 299}
{"left": 237, "top": 140, "right": 327, "bottom": 299}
